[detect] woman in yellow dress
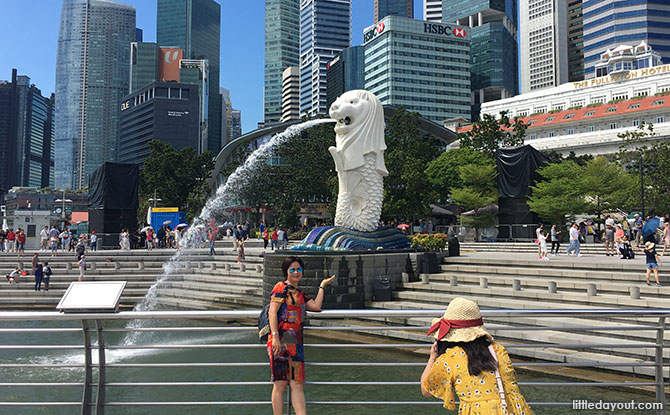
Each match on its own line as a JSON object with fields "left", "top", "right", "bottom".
{"left": 420, "top": 298, "right": 533, "bottom": 414}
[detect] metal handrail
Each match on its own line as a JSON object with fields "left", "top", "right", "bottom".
{"left": 0, "top": 309, "right": 668, "bottom": 414}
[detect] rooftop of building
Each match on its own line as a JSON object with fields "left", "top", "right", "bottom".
{"left": 458, "top": 93, "right": 670, "bottom": 133}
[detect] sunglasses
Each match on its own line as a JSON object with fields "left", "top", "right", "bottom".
{"left": 288, "top": 267, "right": 303, "bottom": 274}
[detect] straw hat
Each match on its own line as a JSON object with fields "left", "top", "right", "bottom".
{"left": 645, "top": 241, "right": 655, "bottom": 250}
{"left": 428, "top": 297, "right": 493, "bottom": 343}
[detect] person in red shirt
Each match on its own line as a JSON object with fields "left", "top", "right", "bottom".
{"left": 7, "top": 229, "right": 15, "bottom": 253}
{"left": 271, "top": 228, "right": 279, "bottom": 250}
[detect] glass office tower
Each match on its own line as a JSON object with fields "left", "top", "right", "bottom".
{"left": 363, "top": 16, "right": 471, "bottom": 122}
{"left": 300, "top": 0, "right": 351, "bottom": 117}
{"left": 326, "top": 45, "right": 365, "bottom": 108}
{"left": 374, "top": 0, "right": 413, "bottom": 23}
{"left": 157, "top": 0, "right": 221, "bottom": 154}
{"left": 55, "top": 0, "right": 135, "bottom": 190}
{"left": 583, "top": 0, "right": 670, "bottom": 79}
{"left": 264, "top": 0, "right": 300, "bottom": 126}
{"left": 442, "top": 0, "right": 518, "bottom": 120}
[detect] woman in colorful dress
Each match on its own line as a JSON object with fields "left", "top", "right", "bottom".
{"left": 421, "top": 297, "right": 533, "bottom": 414}
{"left": 267, "top": 256, "right": 335, "bottom": 415}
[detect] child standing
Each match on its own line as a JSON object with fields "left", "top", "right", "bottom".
{"left": 237, "top": 238, "right": 245, "bottom": 264}
{"left": 538, "top": 230, "right": 549, "bottom": 260}
{"left": 78, "top": 255, "right": 86, "bottom": 282}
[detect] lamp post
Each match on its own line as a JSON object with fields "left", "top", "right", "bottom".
{"left": 55, "top": 190, "right": 72, "bottom": 228}
{"left": 149, "top": 190, "right": 162, "bottom": 208}
{"left": 640, "top": 156, "right": 645, "bottom": 218}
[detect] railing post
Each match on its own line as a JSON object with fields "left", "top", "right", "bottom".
{"left": 95, "top": 320, "right": 106, "bottom": 415}
{"left": 81, "top": 320, "right": 92, "bottom": 415}
{"left": 655, "top": 316, "right": 667, "bottom": 415}
{"left": 286, "top": 386, "right": 292, "bottom": 415}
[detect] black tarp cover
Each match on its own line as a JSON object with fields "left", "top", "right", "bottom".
{"left": 496, "top": 145, "right": 547, "bottom": 198}
{"left": 88, "top": 162, "right": 139, "bottom": 209}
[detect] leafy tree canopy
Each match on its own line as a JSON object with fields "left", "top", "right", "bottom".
{"left": 527, "top": 161, "right": 588, "bottom": 225}
{"left": 425, "top": 147, "right": 492, "bottom": 203}
{"left": 459, "top": 111, "right": 527, "bottom": 158}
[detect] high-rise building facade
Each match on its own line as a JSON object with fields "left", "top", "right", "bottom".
{"left": 55, "top": 0, "right": 136, "bottom": 190}
{"left": 364, "top": 16, "right": 471, "bottom": 122}
{"left": 119, "top": 82, "right": 200, "bottom": 165}
{"left": 300, "top": 0, "right": 352, "bottom": 117}
{"left": 567, "top": 0, "right": 584, "bottom": 82}
{"left": 157, "top": 0, "right": 221, "bottom": 155}
{"left": 281, "top": 67, "right": 301, "bottom": 122}
{"left": 583, "top": 0, "right": 670, "bottom": 79}
{"left": 326, "top": 45, "right": 365, "bottom": 108}
{"left": 374, "top": 0, "right": 413, "bottom": 23}
{"left": 424, "top": 0, "right": 442, "bottom": 22}
{"left": 519, "top": 0, "right": 568, "bottom": 93}
{"left": 220, "top": 87, "right": 233, "bottom": 147}
{"left": 443, "top": 0, "right": 518, "bottom": 120}
{"left": 231, "top": 110, "right": 242, "bottom": 140}
{"left": 264, "top": 0, "right": 300, "bottom": 126}
{"left": 0, "top": 70, "right": 55, "bottom": 193}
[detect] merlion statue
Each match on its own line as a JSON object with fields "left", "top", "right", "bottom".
{"left": 328, "top": 90, "right": 388, "bottom": 232}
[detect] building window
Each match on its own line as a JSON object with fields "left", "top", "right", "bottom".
{"left": 546, "top": 117, "right": 555, "bottom": 122}
{"left": 612, "top": 93, "right": 628, "bottom": 101}
{"left": 606, "top": 107, "right": 617, "bottom": 113}
{"left": 628, "top": 103, "right": 640, "bottom": 110}
{"left": 591, "top": 96, "right": 606, "bottom": 104}
{"left": 549, "top": 131, "right": 555, "bottom": 137}
{"left": 633, "top": 119, "right": 640, "bottom": 127}
{"left": 529, "top": 134, "right": 536, "bottom": 140}
{"left": 588, "top": 125, "right": 595, "bottom": 132}
{"left": 564, "top": 113, "right": 575, "bottom": 119}
{"left": 652, "top": 100, "right": 665, "bottom": 106}
{"left": 528, "top": 120, "right": 536, "bottom": 125}
{"left": 585, "top": 111, "right": 595, "bottom": 117}
{"left": 657, "top": 116, "right": 665, "bottom": 123}
{"left": 610, "top": 122, "right": 617, "bottom": 129}
{"left": 568, "top": 129, "right": 574, "bottom": 135}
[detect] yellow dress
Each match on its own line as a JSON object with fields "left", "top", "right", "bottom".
{"left": 422, "top": 343, "right": 534, "bottom": 414}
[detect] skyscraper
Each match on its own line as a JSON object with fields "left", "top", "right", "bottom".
{"left": 300, "top": 0, "right": 351, "bottom": 117}
{"left": 567, "top": 0, "right": 584, "bottom": 82}
{"left": 264, "top": 0, "right": 300, "bottom": 126}
{"left": 443, "top": 0, "right": 518, "bottom": 120}
{"left": 281, "top": 67, "right": 300, "bottom": 123}
{"left": 55, "top": 0, "right": 136, "bottom": 190}
{"left": 326, "top": 45, "right": 365, "bottom": 109}
{"left": 519, "top": 0, "right": 568, "bottom": 93}
{"left": 363, "top": 16, "right": 471, "bottom": 122}
{"left": 157, "top": 0, "right": 221, "bottom": 154}
{"left": 231, "top": 110, "right": 242, "bottom": 140}
{"left": 0, "top": 69, "right": 55, "bottom": 192}
{"left": 424, "top": 0, "right": 442, "bottom": 22}
{"left": 583, "top": 0, "right": 670, "bottom": 79}
{"left": 374, "top": 0, "right": 413, "bottom": 23}
{"left": 221, "top": 87, "right": 233, "bottom": 147}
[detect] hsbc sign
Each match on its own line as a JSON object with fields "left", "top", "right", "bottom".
{"left": 364, "top": 22, "right": 386, "bottom": 43}
{"left": 424, "top": 23, "right": 467, "bottom": 37}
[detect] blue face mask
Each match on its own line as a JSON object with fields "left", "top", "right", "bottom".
{"left": 288, "top": 267, "right": 303, "bottom": 274}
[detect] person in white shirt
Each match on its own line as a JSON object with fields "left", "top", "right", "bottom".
{"left": 538, "top": 231, "right": 549, "bottom": 260}
{"left": 39, "top": 226, "right": 49, "bottom": 250}
{"left": 535, "top": 224, "right": 544, "bottom": 259}
{"left": 566, "top": 223, "right": 581, "bottom": 257}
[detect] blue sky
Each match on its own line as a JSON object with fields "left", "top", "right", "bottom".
{"left": 1, "top": 1, "right": 423, "bottom": 134}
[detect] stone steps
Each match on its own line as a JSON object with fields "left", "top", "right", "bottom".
{"left": 156, "top": 288, "right": 263, "bottom": 308}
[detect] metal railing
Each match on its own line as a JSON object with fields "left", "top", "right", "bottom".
{"left": 0, "top": 309, "right": 668, "bottom": 414}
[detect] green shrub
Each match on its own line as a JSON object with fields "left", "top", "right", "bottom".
{"left": 410, "top": 233, "right": 449, "bottom": 251}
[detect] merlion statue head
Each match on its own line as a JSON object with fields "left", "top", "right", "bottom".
{"left": 328, "top": 90, "right": 387, "bottom": 175}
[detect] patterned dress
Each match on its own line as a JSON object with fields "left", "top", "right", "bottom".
{"left": 422, "top": 343, "right": 534, "bottom": 415}
{"left": 267, "top": 281, "right": 312, "bottom": 382}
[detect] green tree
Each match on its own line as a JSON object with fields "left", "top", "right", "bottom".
{"left": 425, "top": 147, "right": 492, "bottom": 203}
{"left": 527, "top": 161, "right": 588, "bottom": 226}
{"left": 381, "top": 109, "right": 441, "bottom": 223}
{"left": 450, "top": 163, "right": 497, "bottom": 240}
{"left": 580, "top": 156, "right": 638, "bottom": 220}
{"left": 617, "top": 123, "right": 670, "bottom": 213}
{"left": 541, "top": 150, "right": 593, "bottom": 166}
{"left": 139, "top": 140, "right": 214, "bottom": 223}
{"left": 459, "top": 111, "right": 527, "bottom": 158}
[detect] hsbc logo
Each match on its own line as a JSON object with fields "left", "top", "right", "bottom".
{"left": 424, "top": 23, "right": 466, "bottom": 37}
{"left": 364, "top": 22, "right": 386, "bottom": 43}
